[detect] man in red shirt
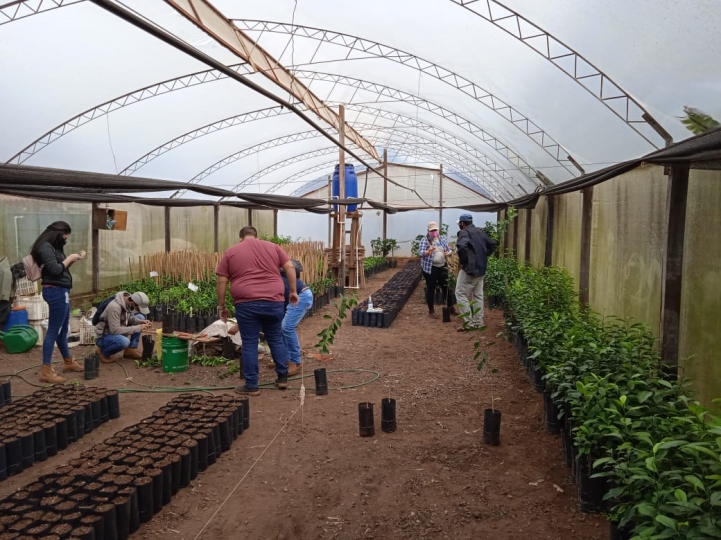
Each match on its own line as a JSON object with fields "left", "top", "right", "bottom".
{"left": 216, "top": 226, "right": 299, "bottom": 396}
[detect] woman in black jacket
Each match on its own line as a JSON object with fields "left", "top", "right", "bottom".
{"left": 30, "top": 221, "right": 86, "bottom": 383}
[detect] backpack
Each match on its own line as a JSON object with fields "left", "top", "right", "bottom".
{"left": 92, "top": 296, "right": 115, "bottom": 326}
{"left": 22, "top": 254, "right": 42, "bottom": 282}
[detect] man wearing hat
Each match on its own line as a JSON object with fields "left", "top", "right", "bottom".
{"left": 94, "top": 291, "right": 153, "bottom": 362}
{"left": 455, "top": 213, "right": 497, "bottom": 330}
{"left": 418, "top": 221, "right": 453, "bottom": 318}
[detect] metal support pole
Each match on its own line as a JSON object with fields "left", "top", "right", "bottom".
{"left": 525, "top": 208, "right": 532, "bottom": 265}
{"left": 661, "top": 163, "right": 690, "bottom": 375}
{"left": 213, "top": 204, "right": 219, "bottom": 252}
{"left": 382, "top": 148, "right": 388, "bottom": 241}
{"left": 544, "top": 196, "right": 554, "bottom": 267}
{"left": 439, "top": 164, "right": 443, "bottom": 229}
{"left": 164, "top": 206, "right": 171, "bottom": 252}
{"left": 579, "top": 187, "right": 594, "bottom": 306}
{"left": 91, "top": 203, "right": 99, "bottom": 294}
{"left": 338, "top": 105, "right": 347, "bottom": 289}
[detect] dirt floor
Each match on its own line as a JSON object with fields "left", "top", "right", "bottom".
{"left": 0, "top": 269, "right": 607, "bottom": 540}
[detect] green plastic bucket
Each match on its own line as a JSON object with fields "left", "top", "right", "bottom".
{"left": 162, "top": 336, "right": 189, "bottom": 373}
{"left": 0, "top": 325, "right": 39, "bottom": 354}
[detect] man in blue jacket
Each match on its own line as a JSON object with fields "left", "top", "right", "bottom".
{"left": 455, "top": 213, "right": 497, "bottom": 331}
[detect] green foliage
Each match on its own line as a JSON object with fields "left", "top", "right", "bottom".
{"left": 315, "top": 295, "right": 358, "bottom": 354}
{"left": 370, "top": 238, "right": 399, "bottom": 257}
{"left": 484, "top": 252, "right": 521, "bottom": 302}
{"left": 134, "top": 356, "right": 161, "bottom": 369}
{"left": 681, "top": 106, "right": 720, "bottom": 135}
{"left": 190, "top": 354, "right": 235, "bottom": 367}
{"left": 483, "top": 206, "right": 518, "bottom": 242}
{"left": 218, "top": 363, "right": 240, "bottom": 379}
{"left": 363, "top": 256, "right": 386, "bottom": 270}
{"left": 501, "top": 262, "right": 721, "bottom": 537}
{"left": 260, "top": 234, "right": 295, "bottom": 245}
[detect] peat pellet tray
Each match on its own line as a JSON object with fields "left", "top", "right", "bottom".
{"left": 0, "top": 393, "right": 248, "bottom": 539}
{"left": 0, "top": 384, "right": 120, "bottom": 482}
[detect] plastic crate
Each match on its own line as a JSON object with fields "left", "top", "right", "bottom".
{"left": 80, "top": 320, "right": 96, "bottom": 345}
{"left": 15, "top": 295, "right": 49, "bottom": 321}
{"left": 15, "top": 278, "right": 38, "bottom": 297}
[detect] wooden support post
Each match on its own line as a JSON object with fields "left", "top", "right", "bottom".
{"left": 579, "top": 187, "right": 594, "bottom": 306}
{"left": 164, "top": 206, "right": 171, "bottom": 252}
{"left": 439, "top": 164, "right": 443, "bottom": 229}
{"left": 248, "top": 208, "right": 253, "bottom": 227}
{"left": 327, "top": 175, "right": 332, "bottom": 247}
{"left": 512, "top": 213, "right": 519, "bottom": 255}
{"left": 503, "top": 209, "right": 509, "bottom": 254}
{"left": 213, "top": 204, "right": 219, "bottom": 252}
{"left": 91, "top": 203, "right": 99, "bottom": 294}
{"left": 661, "top": 163, "right": 690, "bottom": 375}
{"left": 338, "top": 105, "right": 347, "bottom": 290}
{"left": 544, "top": 196, "right": 554, "bottom": 267}
{"left": 382, "top": 148, "right": 388, "bottom": 241}
{"left": 525, "top": 208, "right": 532, "bottom": 265}
{"left": 273, "top": 209, "right": 278, "bottom": 237}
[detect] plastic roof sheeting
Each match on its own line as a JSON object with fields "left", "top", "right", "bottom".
{"left": 1, "top": 0, "right": 719, "bottom": 203}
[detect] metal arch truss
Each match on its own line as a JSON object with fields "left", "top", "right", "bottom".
{"left": 182, "top": 126, "right": 509, "bottom": 199}
{"left": 6, "top": 63, "right": 248, "bottom": 165}
{"left": 449, "top": 0, "right": 671, "bottom": 147}
{"left": 0, "top": 0, "right": 81, "bottom": 25}
{"left": 121, "top": 101, "right": 524, "bottom": 197}
{"left": 235, "top": 19, "right": 578, "bottom": 171}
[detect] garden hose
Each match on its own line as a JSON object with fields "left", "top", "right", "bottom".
{"left": 1, "top": 361, "right": 381, "bottom": 395}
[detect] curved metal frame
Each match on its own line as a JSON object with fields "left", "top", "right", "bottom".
{"left": 448, "top": 0, "right": 671, "bottom": 147}
{"left": 0, "top": 0, "right": 81, "bottom": 26}
{"left": 235, "top": 19, "right": 578, "bottom": 170}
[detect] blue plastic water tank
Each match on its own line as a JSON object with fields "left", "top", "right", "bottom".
{"left": 2, "top": 308, "right": 29, "bottom": 332}
{"left": 332, "top": 164, "right": 358, "bottom": 211}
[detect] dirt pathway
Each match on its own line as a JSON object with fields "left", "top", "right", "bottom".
{"left": 0, "top": 269, "right": 606, "bottom": 539}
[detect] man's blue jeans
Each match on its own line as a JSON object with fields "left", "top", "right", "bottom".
{"left": 235, "top": 301, "right": 288, "bottom": 389}
{"left": 95, "top": 314, "right": 143, "bottom": 357}
{"left": 42, "top": 286, "right": 71, "bottom": 365}
{"left": 282, "top": 288, "right": 314, "bottom": 365}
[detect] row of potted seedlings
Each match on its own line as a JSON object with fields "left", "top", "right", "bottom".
{"left": 363, "top": 257, "right": 392, "bottom": 279}
{"left": 494, "top": 261, "right": 721, "bottom": 540}
{"left": 351, "top": 261, "right": 422, "bottom": 328}
{"left": 0, "top": 393, "right": 248, "bottom": 539}
{"left": 0, "top": 384, "right": 119, "bottom": 482}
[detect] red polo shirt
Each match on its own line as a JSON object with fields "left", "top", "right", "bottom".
{"left": 216, "top": 238, "right": 290, "bottom": 303}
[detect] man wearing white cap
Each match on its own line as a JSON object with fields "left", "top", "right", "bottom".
{"left": 94, "top": 291, "right": 153, "bottom": 362}
{"left": 455, "top": 213, "right": 497, "bottom": 330}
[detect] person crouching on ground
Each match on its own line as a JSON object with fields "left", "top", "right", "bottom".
{"left": 280, "top": 261, "right": 313, "bottom": 376}
{"left": 94, "top": 291, "right": 153, "bottom": 363}
{"left": 418, "top": 221, "right": 453, "bottom": 319}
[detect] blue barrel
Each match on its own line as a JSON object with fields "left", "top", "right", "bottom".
{"left": 2, "top": 308, "right": 29, "bottom": 332}
{"left": 332, "top": 164, "right": 358, "bottom": 211}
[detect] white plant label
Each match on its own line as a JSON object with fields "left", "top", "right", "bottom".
{"left": 188, "top": 282, "right": 198, "bottom": 292}
{"left": 149, "top": 271, "right": 159, "bottom": 277}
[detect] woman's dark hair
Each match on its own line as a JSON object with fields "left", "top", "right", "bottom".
{"left": 30, "top": 221, "right": 72, "bottom": 261}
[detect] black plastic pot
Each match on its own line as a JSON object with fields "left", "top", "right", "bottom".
{"left": 96, "top": 502, "right": 118, "bottom": 540}
{"left": 578, "top": 458, "right": 606, "bottom": 513}
{"left": 543, "top": 392, "right": 562, "bottom": 434}
{"left": 147, "top": 468, "right": 163, "bottom": 515}
{"left": 240, "top": 397, "right": 250, "bottom": 430}
{"left": 532, "top": 365, "right": 545, "bottom": 393}
{"left": 107, "top": 390, "right": 120, "bottom": 419}
{"left": 32, "top": 428, "right": 47, "bottom": 462}
{"left": 358, "top": 402, "right": 375, "bottom": 437}
{"left": 176, "top": 315, "right": 187, "bottom": 333}
{"left": 91, "top": 400, "right": 102, "bottom": 429}
{"left": 134, "top": 477, "right": 154, "bottom": 524}
{"left": 159, "top": 459, "right": 172, "bottom": 506}
{"left": 141, "top": 335, "right": 155, "bottom": 361}
{"left": 314, "top": 368, "right": 328, "bottom": 396}
{"left": 84, "top": 354, "right": 98, "bottom": 380}
{"left": 118, "top": 486, "right": 140, "bottom": 534}
{"left": 610, "top": 521, "right": 632, "bottom": 540}
{"left": 186, "top": 316, "right": 197, "bottom": 334}
{"left": 381, "top": 398, "right": 396, "bottom": 433}
{"left": 194, "top": 434, "right": 209, "bottom": 472}
{"left": 482, "top": 409, "right": 501, "bottom": 446}
{"left": 183, "top": 439, "right": 199, "bottom": 480}
{"left": 177, "top": 447, "right": 191, "bottom": 488}
{"left": 0, "top": 442, "right": 7, "bottom": 481}
{"left": 100, "top": 395, "right": 109, "bottom": 423}
{"left": 442, "top": 306, "right": 451, "bottom": 323}
{"left": 2, "top": 379, "right": 11, "bottom": 404}
{"left": 19, "top": 431, "right": 34, "bottom": 469}
{"left": 153, "top": 305, "right": 163, "bottom": 322}
{"left": 55, "top": 417, "right": 69, "bottom": 451}
{"left": 217, "top": 416, "right": 232, "bottom": 452}
{"left": 162, "top": 309, "right": 175, "bottom": 334}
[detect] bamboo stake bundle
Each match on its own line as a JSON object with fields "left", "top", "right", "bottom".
{"left": 135, "top": 250, "right": 222, "bottom": 282}
{"left": 282, "top": 241, "right": 327, "bottom": 285}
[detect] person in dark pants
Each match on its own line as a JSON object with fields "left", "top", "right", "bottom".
{"left": 30, "top": 221, "right": 86, "bottom": 384}
{"left": 216, "top": 226, "right": 298, "bottom": 396}
{"left": 417, "top": 221, "right": 453, "bottom": 318}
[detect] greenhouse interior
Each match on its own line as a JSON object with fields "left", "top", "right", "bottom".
{"left": 1, "top": 1, "right": 720, "bottom": 539}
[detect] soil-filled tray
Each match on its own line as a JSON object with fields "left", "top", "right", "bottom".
{"left": 352, "top": 260, "right": 422, "bottom": 328}
{"left": 0, "top": 384, "right": 119, "bottom": 482}
{"left": 0, "top": 393, "right": 247, "bottom": 539}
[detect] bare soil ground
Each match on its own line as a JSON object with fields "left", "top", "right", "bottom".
{"left": 0, "top": 269, "right": 607, "bottom": 539}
